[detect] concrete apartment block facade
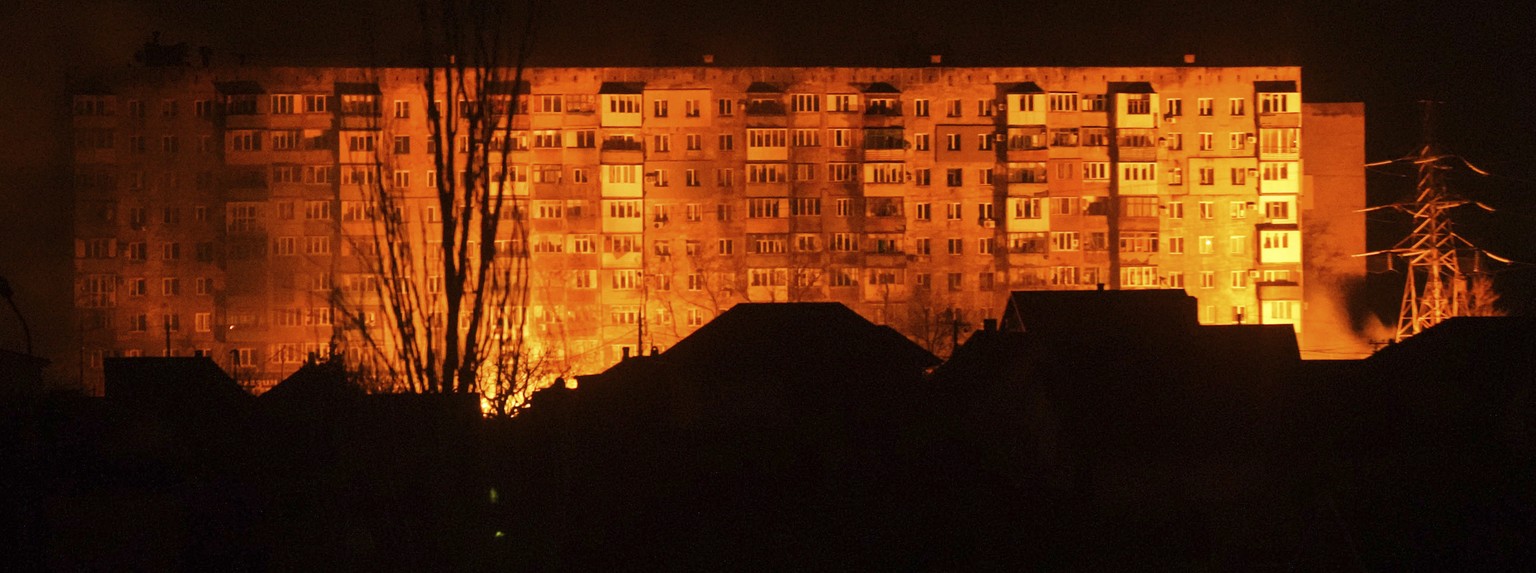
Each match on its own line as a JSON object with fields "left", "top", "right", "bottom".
{"left": 71, "top": 65, "right": 1360, "bottom": 392}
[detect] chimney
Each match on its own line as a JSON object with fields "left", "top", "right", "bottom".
{"left": 929, "top": 54, "right": 943, "bottom": 65}
{"left": 621, "top": 346, "right": 631, "bottom": 360}
{"left": 702, "top": 54, "right": 714, "bottom": 64}
{"left": 1097, "top": 283, "right": 1106, "bottom": 291}
{"left": 1183, "top": 53, "right": 1197, "bottom": 65}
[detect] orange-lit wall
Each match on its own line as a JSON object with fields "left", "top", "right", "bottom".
{"left": 70, "top": 65, "right": 1357, "bottom": 392}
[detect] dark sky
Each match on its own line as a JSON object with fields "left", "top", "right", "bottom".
{"left": 1, "top": 0, "right": 1533, "bottom": 364}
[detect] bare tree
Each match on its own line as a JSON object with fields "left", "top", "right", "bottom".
{"left": 337, "top": 0, "right": 542, "bottom": 414}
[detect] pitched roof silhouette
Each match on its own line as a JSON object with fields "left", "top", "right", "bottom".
{"left": 655, "top": 302, "right": 939, "bottom": 374}
{"left": 104, "top": 356, "right": 250, "bottom": 406}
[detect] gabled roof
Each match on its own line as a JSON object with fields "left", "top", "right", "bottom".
{"left": 261, "top": 359, "right": 362, "bottom": 403}
{"left": 1003, "top": 289, "right": 1199, "bottom": 335}
{"left": 862, "top": 82, "right": 901, "bottom": 94}
{"left": 1254, "top": 80, "right": 1298, "bottom": 93}
{"left": 598, "top": 81, "right": 645, "bottom": 94}
{"left": 1005, "top": 81, "right": 1043, "bottom": 94}
{"left": 104, "top": 356, "right": 252, "bottom": 409}
{"left": 660, "top": 302, "right": 939, "bottom": 373}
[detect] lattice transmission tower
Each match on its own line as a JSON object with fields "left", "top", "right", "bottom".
{"left": 1364, "top": 101, "right": 1504, "bottom": 342}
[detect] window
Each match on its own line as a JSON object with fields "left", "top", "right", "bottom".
{"left": 1199, "top": 235, "right": 1215, "bottom": 254}
{"left": 1199, "top": 132, "right": 1214, "bottom": 151}
{"left": 1121, "top": 163, "right": 1156, "bottom": 181}
{"left": 913, "top": 99, "right": 929, "bottom": 117}
{"left": 686, "top": 133, "right": 702, "bottom": 151}
{"left": 793, "top": 163, "right": 815, "bottom": 182}
{"left": 1169, "top": 167, "right": 1184, "bottom": 185}
{"left": 1119, "top": 232, "right": 1159, "bottom": 253}
{"left": 1051, "top": 232, "right": 1080, "bottom": 251}
{"left": 1049, "top": 93, "right": 1078, "bottom": 112}
{"left": 947, "top": 238, "right": 963, "bottom": 255}
{"left": 1265, "top": 200, "right": 1290, "bottom": 220}
{"left": 828, "top": 94, "right": 857, "bottom": 112}
{"left": 945, "top": 99, "right": 963, "bottom": 117}
{"left": 305, "top": 236, "right": 330, "bottom": 255}
{"left": 162, "top": 242, "right": 181, "bottom": 260}
{"left": 791, "top": 198, "right": 821, "bottom": 216}
{"left": 1262, "top": 162, "right": 1292, "bottom": 181}
{"left": 1083, "top": 162, "right": 1109, "bottom": 181}
{"left": 915, "top": 238, "right": 931, "bottom": 255}
{"left": 1122, "top": 197, "right": 1159, "bottom": 217}
{"left": 685, "top": 169, "right": 701, "bottom": 187}
{"left": 913, "top": 168, "right": 931, "bottom": 186}
{"left": 1201, "top": 271, "right": 1216, "bottom": 289}
{"left": 684, "top": 99, "right": 701, "bottom": 117}
{"left": 791, "top": 93, "right": 820, "bottom": 112}
{"left": 608, "top": 95, "right": 641, "bottom": 114}
{"left": 717, "top": 98, "right": 734, "bottom": 116}
{"left": 792, "top": 129, "right": 820, "bottom": 147}
{"left": 1168, "top": 236, "right": 1185, "bottom": 254}
{"left": 831, "top": 233, "right": 859, "bottom": 252}
{"left": 653, "top": 99, "right": 668, "bottom": 117}
{"left": 1165, "top": 98, "right": 1182, "bottom": 117}
{"left": 747, "top": 129, "right": 786, "bottom": 148}
{"left": 945, "top": 133, "right": 961, "bottom": 151}
{"left": 828, "top": 163, "right": 858, "bottom": 182}
{"left": 1199, "top": 167, "right": 1215, "bottom": 185}
{"left": 274, "top": 236, "right": 298, "bottom": 256}
{"left": 979, "top": 99, "right": 997, "bottom": 116}
{"left": 718, "top": 134, "right": 734, "bottom": 150}
{"left": 1230, "top": 132, "right": 1250, "bottom": 151}
{"left": 947, "top": 273, "right": 964, "bottom": 291}
{"left": 1125, "top": 94, "right": 1152, "bottom": 115}
{"left": 946, "top": 202, "right": 963, "bottom": 220}
{"left": 1081, "top": 94, "right": 1106, "bottom": 112}
{"left": 1229, "top": 98, "right": 1246, "bottom": 116}
{"left": 748, "top": 198, "right": 784, "bottom": 218}
{"left": 1231, "top": 270, "right": 1249, "bottom": 288}
{"left": 829, "top": 129, "right": 852, "bottom": 147}
{"left": 836, "top": 199, "right": 853, "bottom": 217}
{"left": 945, "top": 169, "right": 963, "bottom": 187}
{"left": 1197, "top": 98, "right": 1213, "bottom": 116}
{"left": 748, "top": 163, "right": 787, "bottom": 183}
{"left": 795, "top": 234, "right": 821, "bottom": 252}
{"left": 749, "top": 234, "right": 786, "bottom": 254}
{"left": 1231, "top": 201, "right": 1249, "bottom": 219}
{"left": 161, "top": 277, "right": 180, "bottom": 296}
{"left": 915, "top": 202, "right": 931, "bottom": 221}
{"left": 1229, "top": 235, "right": 1247, "bottom": 255}
{"left": 717, "top": 239, "right": 735, "bottom": 255}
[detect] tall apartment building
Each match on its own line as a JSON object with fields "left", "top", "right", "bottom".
{"left": 72, "top": 65, "right": 1360, "bottom": 392}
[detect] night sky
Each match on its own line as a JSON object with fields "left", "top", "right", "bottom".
{"left": 1, "top": 0, "right": 1532, "bottom": 367}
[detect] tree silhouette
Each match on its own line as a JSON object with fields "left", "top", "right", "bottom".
{"left": 337, "top": 0, "right": 543, "bottom": 414}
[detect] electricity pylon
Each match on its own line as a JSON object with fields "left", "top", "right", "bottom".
{"left": 1361, "top": 101, "right": 1504, "bottom": 342}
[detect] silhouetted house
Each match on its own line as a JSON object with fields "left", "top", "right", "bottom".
{"left": 104, "top": 356, "right": 252, "bottom": 413}
{"left": 928, "top": 289, "right": 1304, "bottom": 568}
{"left": 1319, "top": 317, "right": 1536, "bottom": 570}
{"left": 0, "top": 349, "right": 48, "bottom": 399}
{"left": 570, "top": 302, "right": 940, "bottom": 425}
{"left": 508, "top": 303, "right": 941, "bottom": 570}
